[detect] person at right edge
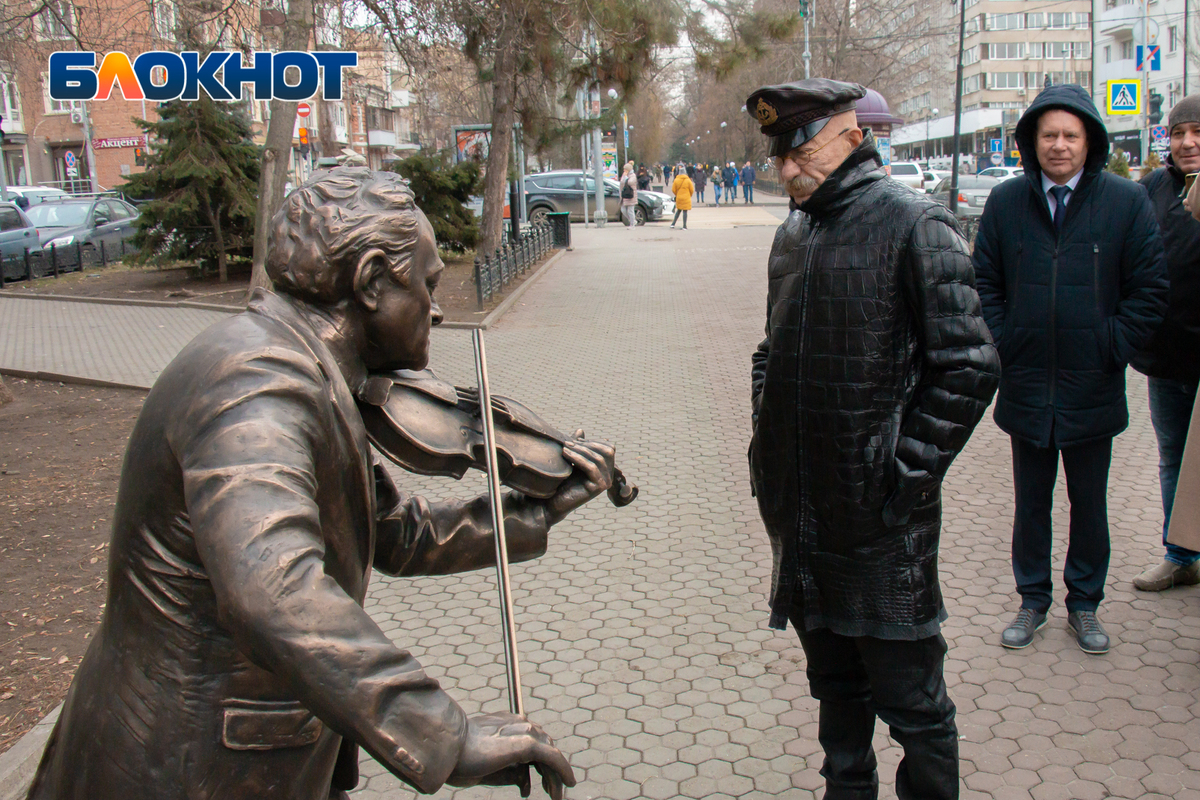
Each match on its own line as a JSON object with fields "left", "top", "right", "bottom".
{"left": 973, "top": 84, "right": 1168, "bottom": 655}
{"left": 1131, "top": 93, "right": 1200, "bottom": 591}
{"left": 747, "top": 79, "right": 999, "bottom": 800}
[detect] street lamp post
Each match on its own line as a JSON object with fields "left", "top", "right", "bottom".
{"left": 925, "top": 108, "right": 939, "bottom": 164}
{"left": 720, "top": 121, "right": 727, "bottom": 167}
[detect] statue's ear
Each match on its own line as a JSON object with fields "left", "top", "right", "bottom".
{"left": 353, "top": 248, "right": 391, "bottom": 312}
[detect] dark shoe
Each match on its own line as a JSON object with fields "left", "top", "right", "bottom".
{"left": 1068, "top": 611, "right": 1109, "bottom": 654}
{"left": 1133, "top": 559, "right": 1200, "bottom": 591}
{"left": 1001, "top": 608, "right": 1047, "bottom": 649}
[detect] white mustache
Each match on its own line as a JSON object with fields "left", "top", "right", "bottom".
{"left": 786, "top": 174, "right": 822, "bottom": 197}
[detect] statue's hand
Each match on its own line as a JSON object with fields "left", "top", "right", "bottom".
{"left": 447, "top": 713, "right": 576, "bottom": 800}
{"left": 544, "top": 432, "right": 616, "bottom": 526}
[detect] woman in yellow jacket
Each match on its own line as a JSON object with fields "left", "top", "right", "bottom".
{"left": 670, "top": 164, "right": 694, "bottom": 230}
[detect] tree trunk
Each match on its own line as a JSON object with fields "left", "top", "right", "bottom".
{"left": 202, "top": 194, "right": 229, "bottom": 283}
{"left": 0, "top": 376, "right": 13, "bottom": 408}
{"left": 248, "top": 0, "right": 315, "bottom": 297}
{"left": 477, "top": 18, "right": 520, "bottom": 258}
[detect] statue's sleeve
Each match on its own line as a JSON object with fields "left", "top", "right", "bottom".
{"left": 372, "top": 462, "right": 551, "bottom": 577}
{"left": 175, "top": 348, "right": 466, "bottom": 794}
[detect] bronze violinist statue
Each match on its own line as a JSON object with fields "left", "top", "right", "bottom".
{"left": 27, "top": 168, "right": 618, "bottom": 800}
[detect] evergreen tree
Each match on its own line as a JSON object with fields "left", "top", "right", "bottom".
{"left": 1106, "top": 150, "right": 1131, "bottom": 179}
{"left": 389, "top": 154, "right": 482, "bottom": 252}
{"left": 122, "top": 96, "right": 262, "bottom": 282}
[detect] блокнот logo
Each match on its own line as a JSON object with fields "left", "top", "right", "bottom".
{"left": 48, "top": 51, "right": 358, "bottom": 102}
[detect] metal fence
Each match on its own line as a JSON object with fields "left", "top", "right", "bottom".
{"left": 0, "top": 239, "right": 136, "bottom": 288}
{"left": 474, "top": 221, "right": 556, "bottom": 310}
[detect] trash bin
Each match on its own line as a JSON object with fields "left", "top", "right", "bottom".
{"left": 547, "top": 211, "right": 571, "bottom": 249}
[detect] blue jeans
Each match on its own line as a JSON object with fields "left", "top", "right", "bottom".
{"left": 744, "top": 183, "right": 753, "bottom": 202}
{"left": 714, "top": 185, "right": 722, "bottom": 202}
{"left": 1148, "top": 376, "right": 1200, "bottom": 565}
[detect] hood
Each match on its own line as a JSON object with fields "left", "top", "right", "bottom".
{"left": 1014, "top": 84, "right": 1110, "bottom": 182}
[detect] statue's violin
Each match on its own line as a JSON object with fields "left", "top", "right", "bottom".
{"left": 356, "top": 369, "right": 638, "bottom": 507}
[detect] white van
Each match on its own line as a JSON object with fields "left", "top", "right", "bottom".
{"left": 888, "top": 162, "right": 924, "bottom": 190}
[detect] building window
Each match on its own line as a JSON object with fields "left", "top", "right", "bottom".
{"left": 1169, "top": 26, "right": 1178, "bottom": 53}
{"left": 1075, "top": 13, "right": 1091, "bottom": 29}
{"left": 986, "top": 13, "right": 1023, "bottom": 30}
{"left": 965, "top": 16, "right": 980, "bottom": 35}
{"left": 34, "top": 0, "right": 75, "bottom": 40}
{"left": 1047, "top": 12, "right": 1071, "bottom": 29}
{"left": 153, "top": 1, "right": 176, "bottom": 40}
{"left": 1120, "top": 39, "right": 1134, "bottom": 60}
{"left": 963, "top": 46, "right": 980, "bottom": 65}
{"left": 42, "top": 73, "right": 82, "bottom": 114}
{"left": 989, "top": 42, "right": 1025, "bottom": 59}
{"left": 989, "top": 72, "right": 1024, "bottom": 90}
{"left": 2, "top": 75, "right": 20, "bottom": 123}
{"left": 1025, "top": 13, "right": 1043, "bottom": 29}
{"left": 1104, "top": 45, "right": 1111, "bottom": 64}
{"left": 963, "top": 73, "right": 983, "bottom": 94}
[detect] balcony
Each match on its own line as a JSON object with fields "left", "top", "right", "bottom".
{"left": 367, "top": 128, "right": 398, "bottom": 148}
{"left": 1098, "top": 2, "right": 1139, "bottom": 36}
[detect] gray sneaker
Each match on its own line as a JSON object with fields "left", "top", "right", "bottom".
{"left": 1001, "top": 608, "right": 1047, "bottom": 649}
{"left": 1133, "top": 559, "right": 1200, "bottom": 591}
{"left": 1068, "top": 611, "right": 1110, "bottom": 654}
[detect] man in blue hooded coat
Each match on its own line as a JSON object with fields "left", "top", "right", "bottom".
{"left": 973, "top": 84, "right": 1168, "bottom": 654}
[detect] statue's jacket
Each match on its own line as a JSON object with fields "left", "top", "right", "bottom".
{"left": 749, "top": 136, "right": 1001, "bottom": 638}
{"left": 28, "top": 290, "right": 550, "bottom": 800}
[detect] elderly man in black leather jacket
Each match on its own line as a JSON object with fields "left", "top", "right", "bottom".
{"left": 746, "top": 80, "right": 999, "bottom": 800}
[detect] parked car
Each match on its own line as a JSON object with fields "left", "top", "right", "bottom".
{"left": 3, "top": 185, "right": 71, "bottom": 208}
{"left": 523, "top": 170, "right": 664, "bottom": 225}
{"left": 26, "top": 196, "right": 142, "bottom": 259}
{"left": 888, "top": 161, "right": 925, "bottom": 190}
{"left": 922, "top": 169, "right": 952, "bottom": 192}
{"left": 0, "top": 201, "right": 44, "bottom": 280}
{"left": 977, "top": 165, "right": 1023, "bottom": 181}
{"left": 928, "top": 174, "right": 1002, "bottom": 218}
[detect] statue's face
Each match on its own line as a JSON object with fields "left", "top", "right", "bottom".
{"left": 361, "top": 211, "right": 444, "bottom": 371}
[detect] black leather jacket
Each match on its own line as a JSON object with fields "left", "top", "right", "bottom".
{"left": 749, "top": 136, "right": 1000, "bottom": 638}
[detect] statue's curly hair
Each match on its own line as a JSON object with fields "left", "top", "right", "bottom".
{"left": 267, "top": 167, "right": 421, "bottom": 304}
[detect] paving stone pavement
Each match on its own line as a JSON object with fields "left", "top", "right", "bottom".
{"left": 2, "top": 202, "right": 1199, "bottom": 800}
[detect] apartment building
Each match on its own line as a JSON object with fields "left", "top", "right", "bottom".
{"left": 1093, "top": 0, "right": 1195, "bottom": 166}
{"left": 0, "top": 0, "right": 417, "bottom": 193}
{"left": 891, "top": 0, "right": 1092, "bottom": 167}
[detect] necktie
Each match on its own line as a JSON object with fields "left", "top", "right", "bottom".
{"left": 1049, "top": 185, "right": 1071, "bottom": 231}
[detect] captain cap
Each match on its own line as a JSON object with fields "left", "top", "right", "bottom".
{"left": 745, "top": 79, "right": 867, "bottom": 158}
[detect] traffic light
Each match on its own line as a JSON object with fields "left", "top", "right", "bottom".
{"left": 1148, "top": 91, "right": 1164, "bottom": 125}
{"left": 298, "top": 126, "right": 310, "bottom": 154}
{"left": 798, "top": 0, "right": 807, "bottom": 16}
{"left": 134, "top": 147, "right": 145, "bottom": 166}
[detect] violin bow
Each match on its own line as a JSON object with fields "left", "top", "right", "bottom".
{"left": 470, "top": 329, "right": 524, "bottom": 716}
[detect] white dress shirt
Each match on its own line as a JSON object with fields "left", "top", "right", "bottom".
{"left": 1041, "top": 168, "right": 1084, "bottom": 216}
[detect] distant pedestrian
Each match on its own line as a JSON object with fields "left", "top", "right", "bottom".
{"left": 723, "top": 162, "right": 738, "bottom": 204}
{"left": 670, "top": 164, "right": 693, "bottom": 229}
{"left": 741, "top": 161, "right": 756, "bottom": 203}
{"left": 711, "top": 165, "right": 724, "bottom": 204}
{"left": 637, "top": 166, "right": 650, "bottom": 191}
{"left": 973, "top": 84, "right": 1168, "bottom": 655}
{"left": 694, "top": 166, "right": 707, "bottom": 204}
{"left": 1131, "top": 93, "right": 1200, "bottom": 591}
{"left": 619, "top": 161, "right": 639, "bottom": 228}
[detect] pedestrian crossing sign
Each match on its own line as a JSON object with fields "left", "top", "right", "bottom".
{"left": 1108, "top": 80, "right": 1141, "bottom": 115}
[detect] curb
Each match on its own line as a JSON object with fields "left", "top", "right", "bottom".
{"left": 0, "top": 703, "right": 60, "bottom": 800}
{"left": 477, "top": 249, "right": 566, "bottom": 330}
{"left": 0, "top": 368, "right": 151, "bottom": 392}
{"left": 0, "top": 291, "right": 241, "bottom": 314}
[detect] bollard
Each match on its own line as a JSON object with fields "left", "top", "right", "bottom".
{"left": 48, "top": 245, "right": 55, "bottom": 279}
{"left": 475, "top": 257, "right": 484, "bottom": 310}
{"left": 100, "top": 240, "right": 107, "bottom": 268}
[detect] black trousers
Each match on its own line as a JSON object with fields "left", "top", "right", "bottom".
{"left": 1010, "top": 435, "right": 1113, "bottom": 613}
{"left": 790, "top": 623, "right": 959, "bottom": 800}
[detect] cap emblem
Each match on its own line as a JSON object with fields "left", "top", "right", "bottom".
{"left": 755, "top": 98, "right": 779, "bottom": 126}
